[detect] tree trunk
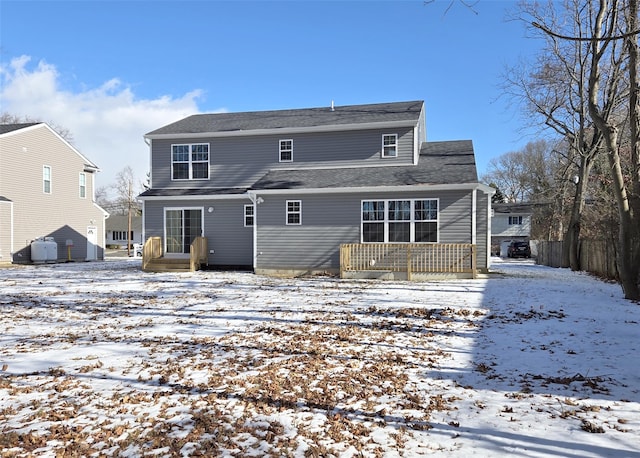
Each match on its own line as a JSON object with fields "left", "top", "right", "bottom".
{"left": 586, "top": 0, "right": 639, "bottom": 300}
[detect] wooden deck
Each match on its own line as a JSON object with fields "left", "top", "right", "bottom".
{"left": 142, "top": 236, "right": 208, "bottom": 273}
{"left": 340, "top": 243, "right": 477, "bottom": 280}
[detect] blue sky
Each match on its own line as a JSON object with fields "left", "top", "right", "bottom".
{"left": 1, "top": 0, "right": 544, "bottom": 193}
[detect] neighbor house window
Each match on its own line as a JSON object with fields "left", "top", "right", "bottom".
{"left": 382, "top": 134, "right": 398, "bottom": 158}
{"left": 244, "top": 204, "right": 254, "bottom": 227}
{"left": 79, "top": 173, "right": 86, "bottom": 198}
{"left": 172, "top": 144, "right": 209, "bottom": 180}
{"left": 509, "top": 216, "right": 523, "bottom": 225}
{"left": 43, "top": 166, "right": 52, "bottom": 194}
{"left": 112, "top": 231, "right": 133, "bottom": 241}
{"left": 279, "top": 139, "right": 293, "bottom": 162}
{"left": 361, "top": 198, "right": 438, "bottom": 243}
{"left": 286, "top": 200, "right": 301, "bottom": 225}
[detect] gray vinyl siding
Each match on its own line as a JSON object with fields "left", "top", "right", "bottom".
{"left": 0, "top": 125, "right": 106, "bottom": 262}
{"left": 143, "top": 198, "right": 253, "bottom": 266}
{"left": 256, "top": 194, "right": 361, "bottom": 271}
{"left": 150, "top": 127, "right": 415, "bottom": 190}
{"left": 476, "top": 191, "right": 489, "bottom": 270}
{"left": 255, "top": 189, "right": 476, "bottom": 271}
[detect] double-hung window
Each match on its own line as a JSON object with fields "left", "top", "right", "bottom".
{"left": 43, "top": 165, "right": 52, "bottom": 194}
{"left": 361, "top": 199, "right": 438, "bottom": 243}
{"left": 286, "top": 200, "right": 301, "bottom": 225}
{"left": 79, "top": 173, "right": 86, "bottom": 198}
{"left": 244, "top": 204, "right": 254, "bottom": 227}
{"left": 279, "top": 139, "right": 293, "bottom": 162}
{"left": 382, "top": 134, "right": 398, "bottom": 158}
{"left": 509, "top": 216, "right": 523, "bottom": 225}
{"left": 172, "top": 144, "right": 209, "bottom": 180}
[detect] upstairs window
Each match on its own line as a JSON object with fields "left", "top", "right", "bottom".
{"left": 286, "top": 200, "right": 301, "bottom": 225}
{"left": 172, "top": 144, "right": 209, "bottom": 180}
{"left": 43, "top": 165, "right": 52, "bottom": 194}
{"left": 382, "top": 134, "right": 398, "bottom": 158}
{"left": 509, "top": 216, "right": 523, "bottom": 225}
{"left": 279, "top": 139, "right": 293, "bottom": 162}
{"left": 244, "top": 204, "right": 254, "bottom": 227}
{"left": 79, "top": 173, "right": 86, "bottom": 198}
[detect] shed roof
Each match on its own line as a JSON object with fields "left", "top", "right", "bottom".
{"left": 251, "top": 140, "right": 478, "bottom": 190}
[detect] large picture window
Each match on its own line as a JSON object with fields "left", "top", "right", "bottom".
{"left": 172, "top": 144, "right": 209, "bottom": 180}
{"left": 361, "top": 199, "right": 438, "bottom": 243}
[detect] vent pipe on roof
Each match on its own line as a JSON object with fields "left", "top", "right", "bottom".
{"left": 331, "top": 100, "right": 335, "bottom": 111}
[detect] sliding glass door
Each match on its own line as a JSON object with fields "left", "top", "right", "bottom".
{"left": 165, "top": 208, "right": 203, "bottom": 256}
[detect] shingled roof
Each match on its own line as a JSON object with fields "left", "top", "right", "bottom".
{"left": 251, "top": 140, "right": 478, "bottom": 190}
{"left": 146, "top": 101, "right": 423, "bottom": 136}
{"left": 0, "top": 123, "right": 40, "bottom": 135}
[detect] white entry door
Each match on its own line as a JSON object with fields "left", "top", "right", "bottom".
{"left": 86, "top": 225, "right": 98, "bottom": 260}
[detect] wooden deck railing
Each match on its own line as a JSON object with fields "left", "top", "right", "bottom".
{"left": 142, "top": 236, "right": 162, "bottom": 271}
{"left": 340, "top": 243, "right": 477, "bottom": 280}
{"left": 190, "top": 236, "right": 208, "bottom": 272}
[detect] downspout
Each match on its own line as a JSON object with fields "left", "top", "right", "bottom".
{"left": 10, "top": 201, "right": 14, "bottom": 257}
{"left": 143, "top": 137, "right": 151, "bottom": 244}
{"left": 247, "top": 191, "right": 259, "bottom": 271}
{"left": 486, "top": 191, "right": 492, "bottom": 269}
{"left": 471, "top": 189, "right": 477, "bottom": 246}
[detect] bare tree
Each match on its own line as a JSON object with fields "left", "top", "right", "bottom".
{"left": 113, "top": 166, "right": 142, "bottom": 257}
{"left": 531, "top": 0, "right": 640, "bottom": 300}
{"left": 505, "top": 0, "right": 608, "bottom": 270}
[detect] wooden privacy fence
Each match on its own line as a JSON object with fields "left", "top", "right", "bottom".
{"left": 340, "top": 243, "right": 477, "bottom": 280}
{"left": 535, "top": 239, "right": 618, "bottom": 280}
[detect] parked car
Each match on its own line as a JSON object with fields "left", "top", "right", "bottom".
{"left": 507, "top": 241, "right": 531, "bottom": 258}
{"left": 130, "top": 243, "right": 143, "bottom": 257}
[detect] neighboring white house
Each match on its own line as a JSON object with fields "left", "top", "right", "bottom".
{"left": 105, "top": 215, "right": 143, "bottom": 248}
{"left": 491, "top": 203, "right": 532, "bottom": 256}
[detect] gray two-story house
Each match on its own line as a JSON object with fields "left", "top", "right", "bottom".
{"left": 139, "top": 100, "right": 494, "bottom": 278}
{"left": 0, "top": 123, "right": 108, "bottom": 263}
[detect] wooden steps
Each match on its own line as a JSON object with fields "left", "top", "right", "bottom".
{"left": 143, "top": 257, "right": 192, "bottom": 272}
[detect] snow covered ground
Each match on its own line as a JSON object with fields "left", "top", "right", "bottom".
{"left": 0, "top": 257, "right": 638, "bottom": 457}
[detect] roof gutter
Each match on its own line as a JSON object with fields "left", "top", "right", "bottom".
{"left": 138, "top": 182, "right": 495, "bottom": 201}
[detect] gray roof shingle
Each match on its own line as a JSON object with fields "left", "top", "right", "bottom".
{"left": 0, "top": 123, "right": 39, "bottom": 135}
{"left": 251, "top": 140, "right": 478, "bottom": 190}
{"left": 146, "top": 101, "right": 424, "bottom": 136}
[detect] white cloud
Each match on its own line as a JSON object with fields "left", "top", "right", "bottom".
{"left": 0, "top": 55, "right": 207, "bottom": 197}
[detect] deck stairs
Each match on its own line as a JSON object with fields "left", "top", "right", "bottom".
{"left": 143, "top": 257, "right": 192, "bottom": 273}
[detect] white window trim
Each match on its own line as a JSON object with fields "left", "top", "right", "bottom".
{"left": 509, "top": 216, "right": 523, "bottom": 225}
{"left": 360, "top": 198, "right": 439, "bottom": 243}
{"left": 43, "top": 165, "right": 52, "bottom": 194}
{"left": 279, "top": 139, "right": 293, "bottom": 163}
{"left": 171, "top": 143, "right": 210, "bottom": 181}
{"left": 79, "top": 172, "right": 86, "bottom": 199}
{"left": 381, "top": 134, "right": 398, "bottom": 158}
{"left": 286, "top": 200, "right": 302, "bottom": 225}
{"left": 244, "top": 204, "right": 254, "bottom": 227}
